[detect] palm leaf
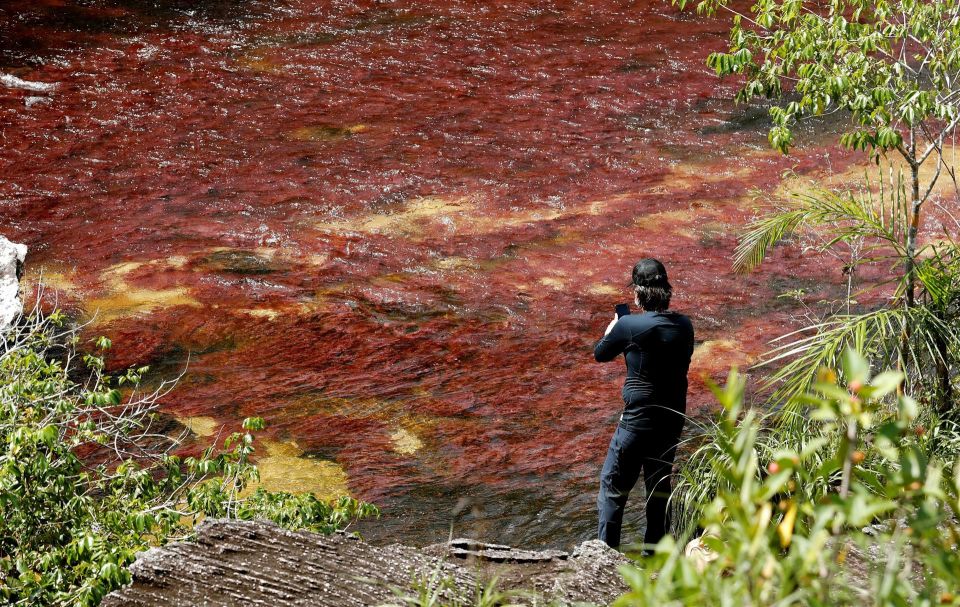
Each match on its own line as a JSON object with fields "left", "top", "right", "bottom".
{"left": 757, "top": 306, "right": 957, "bottom": 421}
{"left": 734, "top": 178, "right": 909, "bottom": 273}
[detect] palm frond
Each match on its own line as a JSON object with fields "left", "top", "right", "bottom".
{"left": 756, "top": 306, "right": 958, "bottom": 421}
{"left": 916, "top": 241, "right": 960, "bottom": 307}
{"left": 734, "top": 178, "right": 910, "bottom": 273}
{"left": 733, "top": 207, "right": 811, "bottom": 273}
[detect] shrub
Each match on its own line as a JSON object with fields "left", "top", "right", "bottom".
{"left": 0, "top": 311, "right": 377, "bottom": 606}
{"left": 621, "top": 351, "right": 960, "bottom": 606}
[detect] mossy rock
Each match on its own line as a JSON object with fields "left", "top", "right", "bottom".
{"left": 201, "top": 250, "right": 287, "bottom": 275}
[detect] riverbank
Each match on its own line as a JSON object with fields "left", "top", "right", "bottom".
{"left": 102, "top": 519, "right": 629, "bottom": 606}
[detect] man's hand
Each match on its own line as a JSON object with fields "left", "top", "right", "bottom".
{"left": 604, "top": 314, "right": 618, "bottom": 336}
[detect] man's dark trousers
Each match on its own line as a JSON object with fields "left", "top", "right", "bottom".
{"left": 597, "top": 423, "right": 680, "bottom": 549}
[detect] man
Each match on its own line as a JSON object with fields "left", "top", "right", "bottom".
{"left": 593, "top": 258, "right": 694, "bottom": 551}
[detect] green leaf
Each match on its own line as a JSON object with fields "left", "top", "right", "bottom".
{"left": 842, "top": 348, "right": 870, "bottom": 385}
{"left": 898, "top": 395, "right": 919, "bottom": 422}
{"left": 868, "top": 370, "right": 903, "bottom": 398}
{"left": 38, "top": 425, "right": 58, "bottom": 446}
{"left": 242, "top": 417, "right": 266, "bottom": 431}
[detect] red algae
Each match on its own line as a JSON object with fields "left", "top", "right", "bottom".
{"left": 1, "top": 0, "right": 866, "bottom": 547}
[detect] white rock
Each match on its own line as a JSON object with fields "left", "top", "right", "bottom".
{"left": 0, "top": 236, "right": 27, "bottom": 332}
{"left": 0, "top": 73, "right": 58, "bottom": 93}
{"left": 25, "top": 96, "right": 52, "bottom": 108}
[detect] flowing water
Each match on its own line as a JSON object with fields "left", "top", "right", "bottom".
{"left": 0, "top": 0, "right": 857, "bottom": 548}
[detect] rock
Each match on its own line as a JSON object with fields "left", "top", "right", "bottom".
{"left": 0, "top": 73, "right": 58, "bottom": 93}
{"left": 103, "top": 519, "right": 475, "bottom": 607}
{"left": 0, "top": 236, "right": 27, "bottom": 332}
{"left": 443, "top": 538, "right": 569, "bottom": 563}
{"left": 104, "top": 520, "right": 631, "bottom": 606}
{"left": 200, "top": 249, "right": 287, "bottom": 275}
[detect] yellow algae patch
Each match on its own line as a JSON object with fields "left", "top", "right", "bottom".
{"left": 84, "top": 260, "right": 200, "bottom": 323}
{"left": 305, "top": 253, "right": 330, "bottom": 267}
{"left": 673, "top": 161, "right": 760, "bottom": 182}
{"left": 290, "top": 124, "right": 368, "bottom": 141}
{"left": 358, "top": 196, "right": 472, "bottom": 233}
{"left": 240, "top": 308, "right": 282, "bottom": 320}
{"left": 22, "top": 265, "right": 80, "bottom": 295}
{"left": 636, "top": 207, "right": 704, "bottom": 226}
{"left": 105, "top": 261, "right": 145, "bottom": 276}
{"left": 434, "top": 256, "right": 483, "bottom": 271}
{"left": 539, "top": 276, "right": 568, "bottom": 290}
{"left": 252, "top": 440, "right": 349, "bottom": 501}
{"left": 103, "top": 257, "right": 189, "bottom": 274}
{"left": 85, "top": 286, "right": 199, "bottom": 323}
{"left": 316, "top": 195, "right": 603, "bottom": 240}
{"left": 166, "top": 255, "right": 189, "bottom": 269}
{"left": 390, "top": 427, "right": 424, "bottom": 456}
{"left": 236, "top": 51, "right": 282, "bottom": 73}
{"left": 178, "top": 416, "right": 220, "bottom": 438}
{"left": 587, "top": 283, "right": 622, "bottom": 296}
{"left": 650, "top": 155, "right": 771, "bottom": 195}
{"left": 497, "top": 206, "right": 567, "bottom": 227}
{"left": 771, "top": 150, "right": 960, "bottom": 204}
{"left": 692, "top": 339, "right": 754, "bottom": 372}
{"left": 634, "top": 205, "right": 726, "bottom": 239}
{"left": 589, "top": 201, "right": 606, "bottom": 215}
{"left": 584, "top": 191, "right": 638, "bottom": 216}
{"left": 317, "top": 195, "right": 476, "bottom": 237}
{"left": 241, "top": 58, "right": 277, "bottom": 73}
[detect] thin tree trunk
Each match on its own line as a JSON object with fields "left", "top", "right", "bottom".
{"left": 905, "top": 160, "right": 920, "bottom": 310}
{"left": 903, "top": 154, "right": 953, "bottom": 414}
{"left": 899, "top": 158, "right": 921, "bottom": 396}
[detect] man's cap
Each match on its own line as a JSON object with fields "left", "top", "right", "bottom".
{"left": 631, "top": 258, "right": 671, "bottom": 289}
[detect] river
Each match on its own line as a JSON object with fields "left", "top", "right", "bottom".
{"left": 0, "top": 0, "right": 855, "bottom": 548}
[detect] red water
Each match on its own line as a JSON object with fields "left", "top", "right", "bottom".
{"left": 0, "top": 0, "right": 856, "bottom": 547}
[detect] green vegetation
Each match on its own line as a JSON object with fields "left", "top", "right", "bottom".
{"left": 666, "top": 0, "right": 960, "bottom": 543}
{"left": 734, "top": 174, "right": 960, "bottom": 414}
{"left": 0, "top": 311, "right": 377, "bottom": 606}
{"left": 675, "top": 0, "right": 960, "bottom": 413}
{"left": 621, "top": 354, "right": 960, "bottom": 606}
{"left": 682, "top": 0, "right": 960, "bottom": 192}
{"left": 656, "top": 2, "right": 960, "bottom": 605}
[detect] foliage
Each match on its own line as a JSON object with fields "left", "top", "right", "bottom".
{"left": 0, "top": 311, "right": 377, "bottom": 606}
{"left": 734, "top": 175, "right": 910, "bottom": 275}
{"left": 675, "top": 0, "right": 960, "bottom": 413}
{"left": 671, "top": 409, "right": 843, "bottom": 535}
{"left": 652, "top": 3, "right": 960, "bottom": 602}
{"left": 620, "top": 352, "right": 960, "bottom": 606}
{"left": 675, "top": 0, "right": 960, "bottom": 163}
{"left": 733, "top": 171, "right": 960, "bottom": 413}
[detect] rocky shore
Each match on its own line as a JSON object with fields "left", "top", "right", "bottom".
{"left": 103, "top": 519, "right": 629, "bottom": 606}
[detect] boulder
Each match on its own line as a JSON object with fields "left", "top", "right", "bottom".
{"left": 0, "top": 236, "right": 27, "bottom": 331}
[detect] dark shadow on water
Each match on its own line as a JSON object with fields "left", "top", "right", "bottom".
{"left": 0, "top": 0, "right": 264, "bottom": 66}
{"left": 352, "top": 473, "right": 650, "bottom": 551}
